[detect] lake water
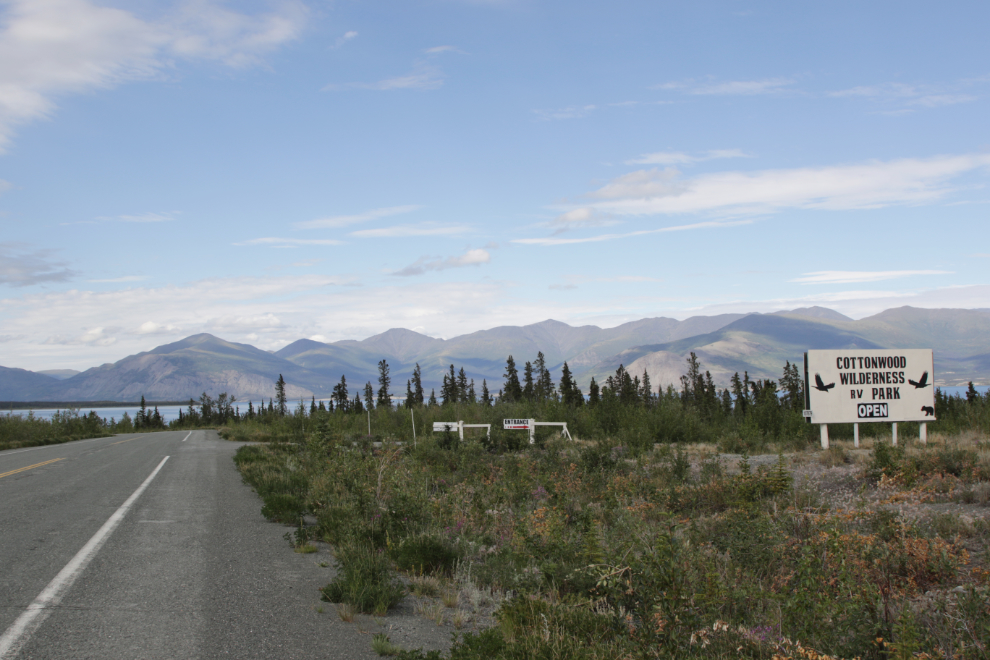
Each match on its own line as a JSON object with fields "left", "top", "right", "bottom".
{"left": 3, "top": 387, "right": 986, "bottom": 424}
{"left": 3, "top": 405, "right": 188, "bottom": 423}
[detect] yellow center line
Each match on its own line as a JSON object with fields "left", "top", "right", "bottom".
{"left": 111, "top": 437, "right": 137, "bottom": 445}
{"left": 0, "top": 457, "right": 65, "bottom": 480}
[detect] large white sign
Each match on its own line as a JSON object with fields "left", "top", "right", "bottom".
{"left": 805, "top": 349, "right": 935, "bottom": 424}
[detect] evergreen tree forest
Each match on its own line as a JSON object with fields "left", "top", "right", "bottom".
{"left": 5, "top": 355, "right": 988, "bottom": 451}
{"left": 182, "top": 355, "right": 989, "bottom": 451}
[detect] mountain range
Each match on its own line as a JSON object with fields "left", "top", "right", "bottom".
{"left": 2, "top": 306, "right": 988, "bottom": 403}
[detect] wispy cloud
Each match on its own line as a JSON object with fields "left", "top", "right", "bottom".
{"left": 332, "top": 30, "right": 357, "bottom": 49}
{"left": 425, "top": 45, "right": 462, "bottom": 54}
{"left": 792, "top": 270, "right": 953, "bottom": 285}
{"left": 0, "top": 242, "right": 75, "bottom": 286}
{"left": 325, "top": 62, "right": 444, "bottom": 91}
{"left": 657, "top": 77, "right": 795, "bottom": 95}
{"left": 533, "top": 105, "right": 596, "bottom": 121}
{"left": 350, "top": 224, "right": 470, "bottom": 238}
{"left": 828, "top": 78, "right": 986, "bottom": 113}
{"left": 235, "top": 238, "right": 343, "bottom": 247}
{"left": 392, "top": 248, "right": 490, "bottom": 276}
{"left": 549, "top": 207, "right": 618, "bottom": 233}
{"left": 294, "top": 205, "right": 420, "bottom": 230}
{"left": 515, "top": 219, "right": 752, "bottom": 246}
{"left": 88, "top": 275, "right": 146, "bottom": 283}
{"left": 583, "top": 153, "right": 990, "bottom": 217}
{"left": 626, "top": 149, "right": 749, "bottom": 166}
{"left": 0, "top": 0, "right": 307, "bottom": 152}
{"left": 116, "top": 212, "right": 175, "bottom": 223}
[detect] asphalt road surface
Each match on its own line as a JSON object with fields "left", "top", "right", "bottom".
{"left": 0, "top": 431, "right": 378, "bottom": 659}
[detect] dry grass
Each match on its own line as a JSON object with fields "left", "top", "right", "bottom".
{"left": 336, "top": 603, "right": 356, "bottom": 622}
{"left": 414, "top": 600, "right": 445, "bottom": 626}
{"left": 408, "top": 574, "right": 442, "bottom": 598}
{"left": 441, "top": 589, "right": 459, "bottom": 609}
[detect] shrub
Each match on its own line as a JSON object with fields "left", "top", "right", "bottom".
{"left": 390, "top": 534, "right": 460, "bottom": 575}
{"left": 321, "top": 544, "right": 406, "bottom": 615}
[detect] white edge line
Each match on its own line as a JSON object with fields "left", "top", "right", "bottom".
{"left": 0, "top": 456, "right": 170, "bottom": 659}
{"left": 181, "top": 432, "right": 192, "bottom": 442}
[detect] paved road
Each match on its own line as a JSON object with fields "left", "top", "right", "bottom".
{"left": 0, "top": 431, "right": 378, "bottom": 659}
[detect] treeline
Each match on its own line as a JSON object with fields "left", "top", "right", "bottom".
{"left": 193, "top": 352, "right": 989, "bottom": 450}
{"left": 6, "top": 354, "right": 986, "bottom": 452}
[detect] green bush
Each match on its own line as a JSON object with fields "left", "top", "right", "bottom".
{"left": 261, "top": 493, "right": 305, "bottom": 523}
{"left": 390, "top": 534, "right": 460, "bottom": 575}
{"left": 321, "top": 544, "right": 406, "bottom": 615}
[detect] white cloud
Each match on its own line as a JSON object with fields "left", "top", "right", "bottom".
{"left": 626, "top": 149, "right": 749, "bottom": 166}
{"left": 350, "top": 224, "right": 470, "bottom": 238}
{"left": 235, "top": 237, "right": 343, "bottom": 247}
{"left": 88, "top": 275, "right": 146, "bottom": 283}
{"left": 115, "top": 212, "right": 176, "bottom": 223}
{"left": 0, "top": 242, "right": 75, "bottom": 286}
{"left": 658, "top": 77, "right": 794, "bottom": 95}
{"left": 792, "top": 270, "right": 953, "bottom": 285}
{"left": 828, "top": 79, "right": 984, "bottom": 113}
{"left": 583, "top": 153, "right": 990, "bottom": 217}
{"left": 533, "top": 105, "right": 596, "bottom": 121}
{"left": 393, "top": 248, "right": 490, "bottom": 276}
{"left": 332, "top": 30, "right": 357, "bottom": 49}
{"left": 294, "top": 205, "right": 420, "bottom": 230}
{"left": 326, "top": 62, "right": 444, "bottom": 91}
{"left": 136, "top": 320, "right": 178, "bottom": 335}
{"left": 514, "top": 219, "right": 752, "bottom": 246}
{"left": 550, "top": 207, "right": 618, "bottom": 232}
{"left": 680, "top": 285, "right": 990, "bottom": 321}
{"left": 0, "top": 0, "right": 306, "bottom": 151}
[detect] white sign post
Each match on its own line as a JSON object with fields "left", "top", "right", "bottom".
{"left": 502, "top": 419, "right": 572, "bottom": 444}
{"left": 432, "top": 421, "right": 491, "bottom": 441}
{"left": 804, "top": 349, "right": 935, "bottom": 449}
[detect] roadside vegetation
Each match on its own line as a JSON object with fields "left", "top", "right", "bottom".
{"left": 225, "top": 355, "right": 990, "bottom": 659}
{"left": 0, "top": 396, "right": 173, "bottom": 451}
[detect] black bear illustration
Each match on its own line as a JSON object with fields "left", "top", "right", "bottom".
{"left": 921, "top": 405, "right": 934, "bottom": 417}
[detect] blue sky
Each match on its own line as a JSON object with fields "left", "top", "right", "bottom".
{"left": 1, "top": 0, "right": 989, "bottom": 370}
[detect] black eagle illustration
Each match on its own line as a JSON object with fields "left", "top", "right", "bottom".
{"left": 908, "top": 371, "right": 930, "bottom": 389}
{"left": 814, "top": 374, "right": 835, "bottom": 392}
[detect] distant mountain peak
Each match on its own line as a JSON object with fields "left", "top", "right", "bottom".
{"left": 772, "top": 306, "right": 852, "bottom": 322}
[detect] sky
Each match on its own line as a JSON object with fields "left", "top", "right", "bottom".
{"left": 1, "top": 0, "right": 989, "bottom": 371}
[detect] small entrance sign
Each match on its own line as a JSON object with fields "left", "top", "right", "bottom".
{"left": 503, "top": 418, "right": 532, "bottom": 430}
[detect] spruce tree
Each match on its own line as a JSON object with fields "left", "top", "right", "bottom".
{"left": 428, "top": 388, "right": 438, "bottom": 407}
{"left": 559, "top": 361, "right": 575, "bottom": 405}
{"left": 364, "top": 382, "right": 375, "bottom": 410}
{"left": 588, "top": 377, "right": 600, "bottom": 406}
{"left": 377, "top": 359, "right": 392, "bottom": 409}
{"left": 333, "top": 375, "right": 349, "bottom": 412}
{"left": 480, "top": 379, "right": 491, "bottom": 406}
{"left": 457, "top": 367, "right": 469, "bottom": 403}
{"left": 310, "top": 396, "right": 317, "bottom": 416}
{"left": 353, "top": 393, "right": 364, "bottom": 414}
{"left": 412, "top": 363, "right": 424, "bottom": 405}
{"left": 467, "top": 379, "right": 476, "bottom": 404}
{"left": 533, "top": 352, "right": 554, "bottom": 402}
{"left": 405, "top": 380, "right": 414, "bottom": 409}
{"left": 503, "top": 356, "right": 522, "bottom": 402}
{"left": 523, "top": 361, "right": 535, "bottom": 401}
{"left": 640, "top": 369, "right": 653, "bottom": 406}
{"left": 680, "top": 353, "right": 701, "bottom": 405}
{"left": 275, "top": 374, "right": 288, "bottom": 416}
